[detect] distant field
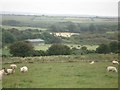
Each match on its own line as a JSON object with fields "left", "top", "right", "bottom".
{"left": 2, "top": 15, "right": 34, "bottom": 22}
{"left": 66, "top": 44, "right": 98, "bottom": 50}
{"left": 34, "top": 44, "right": 51, "bottom": 51}
{"left": 106, "top": 31, "right": 117, "bottom": 34}
{"left": 2, "top": 25, "right": 47, "bottom": 31}
{"left": 2, "top": 15, "right": 118, "bottom": 24}
{"left": 34, "top": 44, "right": 98, "bottom": 51}
{"left": 2, "top": 54, "right": 118, "bottom": 88}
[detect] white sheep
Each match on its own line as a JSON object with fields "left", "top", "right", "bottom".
{"left": 6, "top": 68, "right": 15, "bottom": 75}
{"left": 90, "top": 61, "right": 94, "bottom": 64}
{"left": 112, "top": 60, "right": 119, "bottom": 65}
{"left": 10, "top": 64, "right": 17, "bottom": 70}
{"left": 0, "top": 68, "right": 8, "bottom": 80}
{"left": 20, "top": 66, "right": 28, "bottom": 73}
{"left": 107, "top": 66, "right": 118, "bottom": 72}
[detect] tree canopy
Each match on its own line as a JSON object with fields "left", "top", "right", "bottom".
{"left": 2, "top": 31, "right": 16, "bottom": 44}
{"left": 9, "top": 41, "right": 34, "bottom": 57}
{"left": 96, "top": 44, "right": 110, "bottom": 54}
{"left": 40, "top": 32, "right": 62, "bottom": 44}
{"left": 47, "top": 44, "right": 71, "bottom": 55}
{"left": 109, "top": 41, "right": 118, "bottom": 53}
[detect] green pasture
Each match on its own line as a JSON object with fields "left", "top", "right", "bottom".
{"left": 66, "top": 44, "right": 98, "bottom": 50}
{"left": 106, "top": 31, "right": 118, "bottom": 34}
{"left": 2, "top": 15, "right": 34, "bottom": 22}
{"left": 34, "top": 44, "right": 98, "bottom": 51}
{"left": 2, "top": 15, "right": 117, "bottom": 24}
{"left": 2, "top": 55, "right": 118, "bottom": 88}
{"left": 34, "top": 44, "right": 51, "bottom": 51}
{"left": 2, "top": 25, "right": 47, "bottom": 31}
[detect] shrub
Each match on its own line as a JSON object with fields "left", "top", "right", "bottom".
{"left": 96, "top": 44, "right": 110, "bottom": 54}
{"left": 2, "top": 31, "right": 16, "bottom": 44}
{"left": 9, "top": 41, "right": 34, "bottom": 57}
{"left": 109, "top": 41, "right": 118, "bottom": 53}
{"left": 47, "top": 44, "right": 71, "bottom": 55}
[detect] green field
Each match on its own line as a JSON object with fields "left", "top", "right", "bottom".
{"left": 34, "top": 44, "right": 98, "bottom": 51}
{"left": 34, "top": 44, "right": 51, "bottom": 51}
{"left": 2, "top": 55, "right": 118, "bottom": 88}
{"left": 1, "top": 25, "right": 47, "bottom": 31}
{"left": 2, "top": 15, "right": 117, "bottom": 24}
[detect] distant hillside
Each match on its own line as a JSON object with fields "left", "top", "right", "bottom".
{"left": 1, "top": 14, "right": 118, "bottom": 45}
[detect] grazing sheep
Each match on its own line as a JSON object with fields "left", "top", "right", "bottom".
{"left": 0, "top": 68, "right": 8, "bottom": 80}
{"left": 20, "top": 66, "right": 28, "bottom": 73}
{"left": 0, "top": 70, "right": 4, "bottom": 81}
{"left": 112, "top": 60, "right": 119, "bottom": 65}
{"left": 0, "top": 68, "right": 8, "bottom": 75}
{"left": 6, "top": 68, "right": 15, "bottom": 75}
{"left": 107, "top": 66, "right": 118, "bottom": 72}
{"left": 10, "top": 64, "right": 17, "bottom": 70}
{"left": 90, "top": 61, "right": 94, "bottom": 64}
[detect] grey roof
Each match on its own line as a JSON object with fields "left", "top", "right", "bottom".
{"left": 26, "top": 39, "right": 44, "bottom": 42}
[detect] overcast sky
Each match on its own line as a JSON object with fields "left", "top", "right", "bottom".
{"left": 0, "top": 0, "right": 119, "bottom": 16}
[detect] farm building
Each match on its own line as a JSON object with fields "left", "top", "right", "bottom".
{"left": 25, "top": 39, "right": 45, "bottom": 45}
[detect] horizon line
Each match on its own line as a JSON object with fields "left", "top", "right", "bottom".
{"left": 0, "top": 11, "right": 118, "bottom": 17}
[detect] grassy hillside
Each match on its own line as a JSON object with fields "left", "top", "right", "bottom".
{"left": 2, "top": 54, "right": 118, "bottom": 88}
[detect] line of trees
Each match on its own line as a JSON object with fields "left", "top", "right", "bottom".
{"left": 7, "top": 41, "right": 119, "bottom": 57}
{"left": 3, "top": 19, "right": 118, "bottom": 33}
{"left": 8, "top": 41, "right": 71, "bottom": 57}
{"left": 48, "top": 22, "right": 117, "bottom": 33}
